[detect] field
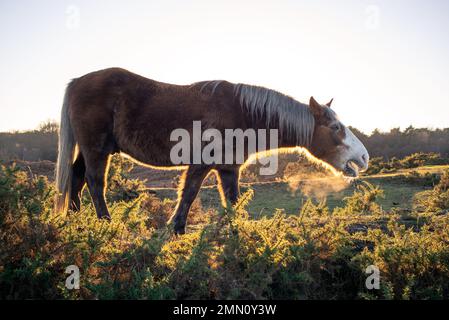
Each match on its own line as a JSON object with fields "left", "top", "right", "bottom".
{"left": 1, "top": 159, "right": 449, "bottom": 300}
{"left": 155, "top": 165, "right": 449, "bottom": 216}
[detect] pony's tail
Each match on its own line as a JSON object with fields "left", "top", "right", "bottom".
{"left": 54, "top": 84, "right": 77, "bottom": 215}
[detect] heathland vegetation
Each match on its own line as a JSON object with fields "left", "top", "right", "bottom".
{"left": 1, "top": 153, "right": 449, "bottom": 299}
{"left": 1, "top": 123, "right": 449, "bottom": 299}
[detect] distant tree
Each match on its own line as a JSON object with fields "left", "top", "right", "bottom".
{"left": 38, "top": 120, "right": 59, "bottom": 134}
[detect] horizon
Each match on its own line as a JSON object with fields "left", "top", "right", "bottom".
{"left": 1, "top": 0, "right": 449, "bottom": 133}
{"left": 1, "top": 120, "right": 448, "bottom": 136}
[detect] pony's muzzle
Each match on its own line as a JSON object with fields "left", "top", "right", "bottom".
{"left": 344, "top": 161, "right": 359, "bottom": 177}
{"left": 346, "top": 152, "right": 369, "bottom": 176}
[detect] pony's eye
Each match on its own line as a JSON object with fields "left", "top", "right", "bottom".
{"left": 330, "top": 124, "right": 340, "bottom": 131}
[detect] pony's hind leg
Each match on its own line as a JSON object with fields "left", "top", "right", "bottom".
{"left": 70, "top": 152, "right": 86, "bottom": 211}
{"left": 169, "top": 165, "right": 211, "bottom": 234}
{"left": 83, "top": 151, "right": 112, "bottom": 220}
{"left": 217, "top": 167, "right": 240, "bottom": 206}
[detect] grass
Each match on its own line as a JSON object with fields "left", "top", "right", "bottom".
{"left": 154, "top": 165, "right": 449, "bottom": 216}
{"left": 367, "top": 164, "right": 449, "bottom": 178}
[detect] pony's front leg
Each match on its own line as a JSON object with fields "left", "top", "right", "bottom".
{"left": 217, "top": 167, "right": 240, "bottom": 206}
{"left": 169, "top": 165, "right": 211, "bottom": 234}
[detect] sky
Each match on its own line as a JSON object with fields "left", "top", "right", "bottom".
{"left": 1, "top": 0, "right": 449, "bottom": 134}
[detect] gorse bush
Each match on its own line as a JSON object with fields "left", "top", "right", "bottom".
{"left": 365, "top": 152, "right": 449, "bottom": 175}
{"left": 0, "top": 163, "right": 54, "bottom": 222}
{"left": 106, "top": 155, "right": 147, "bottom": 203}
{"left": 1, "top": 162, "right": 449, "bottom": 300}
{"left": 413, "top": 170, "right": 449, "bottom": 213}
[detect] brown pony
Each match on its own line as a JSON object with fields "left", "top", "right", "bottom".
{"left": 55, "top": 68, "right": 369, "bottom": 234}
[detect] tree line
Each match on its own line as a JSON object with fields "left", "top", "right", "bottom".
{"left": 0, "top": 121, "right": 58, "bottom": 161}
{"left": 0, "top": 121, "right": 448, "bottom": 162}
{"left": 351, "top": 126, "right": 449, "bottom": 159}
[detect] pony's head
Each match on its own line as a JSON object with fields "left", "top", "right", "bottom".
{"left": 308, "top": 97, "right": 369, "bottom": 177}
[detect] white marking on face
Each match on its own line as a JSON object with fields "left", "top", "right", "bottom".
{"left": 342, "top": 127, "right": 369, "bottom": 172}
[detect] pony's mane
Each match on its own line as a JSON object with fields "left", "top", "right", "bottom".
{"left": 194, "top": 81, "right": 315, "bottom": 147}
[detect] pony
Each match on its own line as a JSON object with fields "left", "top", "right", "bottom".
{"left": 55, "top": 68, "right": 369, "bottom": 234}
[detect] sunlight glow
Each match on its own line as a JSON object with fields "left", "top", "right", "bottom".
{"left": 1, "top": 0, "right": 449, "bottom": 132}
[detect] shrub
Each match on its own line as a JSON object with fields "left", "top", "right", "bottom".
{"left": 365, "top": 152, "right": 449, "bottom": 175}
{"left": 1, "top": 162, "right": 449, "bottom": 300}
{"left": 106, "top": 155, "right": 147, "bottom": 203}
{"left": 414, "top": 170, "right": 449, "bottom": 213}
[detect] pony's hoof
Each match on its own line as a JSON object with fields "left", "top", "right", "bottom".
{"left": 98, "top": 214, "right": 111, "bottom": 221}
{"left": 174, "top": 225, "right": 186, "bottom": 235}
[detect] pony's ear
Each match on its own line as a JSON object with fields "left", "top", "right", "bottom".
{"left": 326, "top": 98, "right": 334, "bottom": 108}
{"left": 309, "top": 96, "right": 324, "bottom": 117}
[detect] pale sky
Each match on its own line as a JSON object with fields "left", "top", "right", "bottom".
{"left": 1, "top": 0, "right": 449, "bottom": 133}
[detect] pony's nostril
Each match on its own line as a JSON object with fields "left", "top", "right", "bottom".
{"left": 358, "top": 153, "right": 369, "bottom": 171}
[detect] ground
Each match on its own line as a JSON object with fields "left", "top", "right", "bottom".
{"left": 153, "top": 165, "right": 449, "bottom": 215}
{"left": 10, "top": 159, "right": 449, "bottom": 215}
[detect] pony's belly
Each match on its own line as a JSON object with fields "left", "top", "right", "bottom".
{"left": 117, "top": 140, "right": 176, "bottom": 168}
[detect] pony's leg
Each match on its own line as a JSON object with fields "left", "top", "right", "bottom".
{"left": 169, "top": 166, "right": 210, "bottom": 234}
{"left": 83, "top": 152, "right": 111, "bottom": 220}
{"left": 70, "top": 153, "right": 86, "bottom": 212}
{"left": 217, "top": 167, "right": 240, "bottom": 205}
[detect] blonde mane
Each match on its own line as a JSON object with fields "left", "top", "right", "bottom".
{"left": 195, "top": 81, "right": 315, "bottom": 147}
